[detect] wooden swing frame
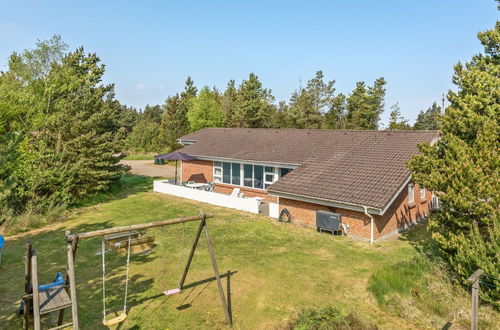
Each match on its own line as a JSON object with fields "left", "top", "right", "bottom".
{"left": 64, "top": 212, "right": 232, "bottom": 328}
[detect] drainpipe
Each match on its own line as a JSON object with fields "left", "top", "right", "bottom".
{"left": 363, "top": 206, "right": 374, "bottom": 244}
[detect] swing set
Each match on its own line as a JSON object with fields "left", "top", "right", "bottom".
{"left": 23, "top": 212, "right": 232, "bottom": 329}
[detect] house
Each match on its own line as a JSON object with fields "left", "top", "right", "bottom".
{"left": 173, "top": 128, "right": 440, "bottom": 242}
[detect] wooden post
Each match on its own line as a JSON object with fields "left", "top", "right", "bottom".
{"left": 204, "top": 222, "right": 232, "bottom": 326}
{"left": 58, "top": 236, "right": 79, "bottom": 326}
{"left": 66, "top": 214, "right": 213, "bottom": 241}
{"left": 23, "top": 243, "right": 32, "bottom": 330}
{"left": 31, "top": 251, "right": 40, "bottom": 330}
{"left": 468, "top": 269, "right": 484, "bottom": 330}
{"left": 66, "top": 231, "right": 79, "bottom": 329}
{"left": 178, "top": 214, "right": 206, "bottom": 289}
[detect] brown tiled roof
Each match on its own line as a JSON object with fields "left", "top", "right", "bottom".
{"left": 178, "top": 128, "right": 439, "bottom": 211}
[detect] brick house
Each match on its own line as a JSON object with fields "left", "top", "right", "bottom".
{"left": 175, "top": 128, "right": 440, "bottom": 242}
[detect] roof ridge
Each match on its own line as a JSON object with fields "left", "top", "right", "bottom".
{"left": 198, "top": 127, "right": 440, "bottom": 133}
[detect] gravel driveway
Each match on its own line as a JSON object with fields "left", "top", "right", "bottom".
{"left": 120, "top": 160, "right": 177, "bottom": 178}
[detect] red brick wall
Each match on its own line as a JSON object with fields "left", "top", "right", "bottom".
{"left": 181, "top": 160, "right": 213, "bottom": 183}
{"left": 279, "top": 182, "right": 432, "bottom": 241}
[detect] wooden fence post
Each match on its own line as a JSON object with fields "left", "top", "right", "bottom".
{"left": 468, "top": 269, "right": 484, "bottom": 330}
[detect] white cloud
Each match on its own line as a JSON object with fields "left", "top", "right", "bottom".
{"left": 159, "top": 84, "right": 165, "bottom": 90}
{"left": 136, "top": 83, "right": 145, "bottom": 90}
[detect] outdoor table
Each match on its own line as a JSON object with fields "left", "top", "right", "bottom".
{"left": 186, "top": 183, "right": 209, "bottom": 189}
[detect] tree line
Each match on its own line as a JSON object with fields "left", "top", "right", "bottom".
{"left": 0, "top": 36, "right": 128, "bottom": 228}
{"left": 127, "top": 71, "right": 442, "bottom": 153}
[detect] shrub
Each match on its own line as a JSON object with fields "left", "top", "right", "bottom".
{"left": 287, "top": 306, "right": 377, "bottom": 330}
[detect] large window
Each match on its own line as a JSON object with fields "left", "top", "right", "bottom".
{"left": 243, "top": 164, "right": 253, "bottom": 187}
{"left": 222, "top": 162, "right": 231, "bottom": 184}
{"left": 231, "top": 163, "right": 241, "bottom": 185}
{"left": 254, "top": 165, "right": 263, "bottom": 189}
{"left": 213, "top": 161, "right": 292, "bottom": 190}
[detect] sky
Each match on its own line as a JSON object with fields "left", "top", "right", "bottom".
{"left": 0, "top": 1, "right": 498, "bottom": 125}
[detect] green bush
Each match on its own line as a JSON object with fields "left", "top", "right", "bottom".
{"left": 287, "top": 306, "right": 377, "bottom": 330}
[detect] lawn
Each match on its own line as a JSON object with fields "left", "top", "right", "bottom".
{"left": 0, "top": 175, "right": 498, "bottom": 329}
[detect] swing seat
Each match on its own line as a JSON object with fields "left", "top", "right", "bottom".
{"left": 163, "top": 288, "right": 181, "bottom": 296}
{"left": 103, "top": 312, "right": 127, "bottom": 327}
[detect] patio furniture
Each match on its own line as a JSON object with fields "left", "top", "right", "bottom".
{"left": 204, "top": 182, "right": 214, "bottom": 192}
{"left": 230, "top": 188, "right": 240, "bottom": 198}
{"left": 186, "top": 182, "right": 209, "bottom": 189}
{"left": 155, "top": 152, "right": 197, "bottom": 185}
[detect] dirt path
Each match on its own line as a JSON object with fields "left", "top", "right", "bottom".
{"left": 120, "top": 160, "right": 177, "bottom": 178}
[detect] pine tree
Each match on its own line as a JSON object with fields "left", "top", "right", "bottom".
{"left": 413, "top": 102, "right": 442, "bottom": 130}
{"left": 232, "top": 73, "right": 276, "bottom": 128}
{"left": 408, "top": 20, "right": 499, "bottom": 304}
{"left": 283, "top": 71, "right": 334, "bottom": 129}
{"left": 345, "top": 78, "right": 386, "bottom": 129}
{"left": 187, "top": 86, "right": 225, "bottom": 131}
{"left": 165, "top": 77, "right": 197, "bottom": 149}
{"left": 388, "top": 103, "right": 411, "bottom": 130}
{"left": 221, "top": 80, "right": 237, "bottom": 127}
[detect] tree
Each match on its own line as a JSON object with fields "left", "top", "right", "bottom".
{"left": 388, "top": 103, "right": 411, "bottom": 130}
{"left": 221, "top": 80, "right": 237, "bottom": 127}
{"left": 413, "top": 102, "right": 442, "bottom": 130}
{"left": 142, "top": 104, "right": 163, "bottom": 124}
{"left": 187, "top": 86, "right": 225, "bottom": 131}
{"left": 408, "top": 20, "right": 499, "bottom": 304}
{"left": 232, "top": 73, "right": 276, "bottom": 128}
{"left": 0, "top": 35, "right": 68, "bottom": 134}
{"left": 283, "top": 71, "right": 335, "bottom": 129}
{"left": 345, "top": 78, "right": 387, "bottom": 129}
{"left": 165, "top": 77, "right": 197, "bottom": 149}
{"left": 0, "top": 37, "right": 126, "bottom": 220}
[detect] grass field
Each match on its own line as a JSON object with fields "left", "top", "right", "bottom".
{"left": 0, "top": 175, "right": 498, "bottom": 329}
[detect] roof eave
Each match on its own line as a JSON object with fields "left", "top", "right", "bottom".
{"left": 268, "top": 190, "right": 383, "bottom": 215}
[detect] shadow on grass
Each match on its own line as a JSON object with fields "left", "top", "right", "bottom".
{"left": 73, "top": 174, "right": 153, "bottom": 209}
{"left": 397, "top": 221, "right": 443, "bottom": 261}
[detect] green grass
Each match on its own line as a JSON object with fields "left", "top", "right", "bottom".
{"left": 0, "top": 176, "right": 498, "bottom": 329}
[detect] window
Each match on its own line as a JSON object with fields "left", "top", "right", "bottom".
{"left": 408, "top": 183, "right": 415, "bottom": 204}
{"left": 213, "top": 161, "right": 222, "bottom": 183}
{"left": 264, "top": 166, "right": 276, "bottom": 189}
{"left": 243, "top": 164, "right": 253, "bottom": 187}
{"left": 222, "top": 162, "right": 231, "bottom": 184}
{"left": 280, "top": 168, "right": 292, "bottom": 178}
{"left": 254, "top": 165, "right": 263, "bottom": 189}
{"left": 420, "top": 187, "right": 426, "bottom": 200}
{"left": 213, "top": 162, "right": 282, "bottom": 190}
{"left": 231, "top": 163, "right": 241, "bottom": 185}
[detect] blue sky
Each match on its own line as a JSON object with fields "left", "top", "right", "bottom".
{"left": 0, "top": 1, "right": 498, "bottom": 125}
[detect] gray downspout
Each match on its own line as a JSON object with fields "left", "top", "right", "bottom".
{"left": 363, "top": 206, "right": 374, "bottom": 244}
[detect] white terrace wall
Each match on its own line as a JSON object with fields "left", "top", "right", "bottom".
{"left": 153, "top": 180, "right": 261, "bottom": 214}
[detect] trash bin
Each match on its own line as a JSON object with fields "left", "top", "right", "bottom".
{"left": 158, "top": 158, "right": 165, "bottom": 165}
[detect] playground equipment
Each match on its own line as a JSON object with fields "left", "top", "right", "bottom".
{"left": 104, "top": 230, "right": 155, "bottom": 254}
{"left": 22, "top": 243, "right": 77, "bottom": 330}
{"left": 0, "top": 235, "right": 4, "bottom": 265}
{"left": 101, "top": 232, "right": 132, "bottom": 326}
{"left": 63, "top": 212, "right": 231, "bottom": 328}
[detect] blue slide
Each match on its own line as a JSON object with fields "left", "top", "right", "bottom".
{"left": 38, "top": 272, "right": 65, "bottom": 291}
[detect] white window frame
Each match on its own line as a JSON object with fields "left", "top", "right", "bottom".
{"left": 420, "top": 186, "right": 426, "bottom": 200}
{"left": 213, "top": 161, "right": 222, "bottom": 183}
{"left": 408, "top": 183, "right": 415, "bottom": 204}
{"left": 212, "top": 161, "right": 288, "bottom": 191}
{"left": 264, "top": 166, "right": 278, "bottom": 189}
